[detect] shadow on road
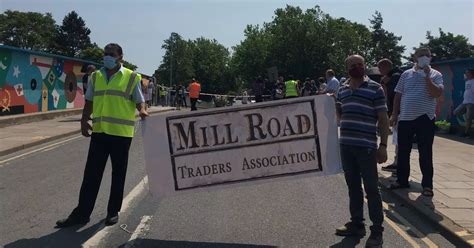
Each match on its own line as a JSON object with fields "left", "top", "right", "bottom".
{"left": 4, "top": 221, "right": 104, "bottom": 248}
{"left": 119, "top": 239, "right": 276, "bottom": 248}
{"left": 329, "top": 236, "right": 362, "bottom": 248}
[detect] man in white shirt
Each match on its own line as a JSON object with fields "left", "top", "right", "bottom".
{"left": 389, "top": 47, "right": 444, "bottom": 197}
{"left": 326, "top": 69, "right": 340, "bottom": 94}
{"left": 453, "top": 68, "right": 474, "bottom": 137}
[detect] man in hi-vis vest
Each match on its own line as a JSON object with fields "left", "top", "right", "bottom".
{"left": 56, "top": 43, "right": 148, "bottom": 228}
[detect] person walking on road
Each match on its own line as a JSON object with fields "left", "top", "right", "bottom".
{"left": 188, "top": 79, "right": 201, "bottom": 111}
{"left": 453, "top": 68, "right": 474, "bottom": 137}
{"left": 335, "top": 54, "right": 389, "bottom": 247}
{"left": 56, "top": 43, "right": 148, "bottom": 228}
{"left": 389, "top": 47, "right": 444, "bottom": 198}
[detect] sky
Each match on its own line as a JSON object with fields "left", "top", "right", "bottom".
{"left": 1, "top": 0, "right": 473, "bottom": 75}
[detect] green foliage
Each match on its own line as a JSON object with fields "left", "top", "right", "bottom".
{"left": 368, "top": 11, "right": 405, "bottom": 67}
{"left": 0, "top": 10, "right": 57, "bottom": 51}
{"left": 414, "top": 28, "right": 474, "bottom": 62}
{"left": 230, "top": 6, "right": 403, "bottom": 84}
{"left": 156, "top": 33, "right": 234, "bottom": 94}
{"left": 78, "top": 43, "right": 103, "bottom": 63}
{"left": 123, "top": 60, "right": 138, "bottom": 71}
{"left": 52, "top": 11, "right": 92, "bottom": 57}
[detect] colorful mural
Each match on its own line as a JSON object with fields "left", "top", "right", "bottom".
{"left": 0, "top": 45, "right": 98, "bottom": 116}
{"left": 432, "top": 58, "right": 474, "bottom": 128}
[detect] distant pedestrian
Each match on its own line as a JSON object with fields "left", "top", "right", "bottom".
{"left": 389, "top": 47, "right": 444, "bottom": 198}
{"left": 453, "top": 68, "right": 474, "bottom": 137}
{"left": 56, "top": 43, "right": 148, "bottom": 228}
{"left": 377, "top": 58, "right": 402, "bottom": 172}
{"left": 188, "top": 78, "right": 201, "bottom": 111}
{"left": 254, "top": 76, "right": 265, "bottom": 102}
{"left": 326, "top": 69, "right": 340, "bottom": 94}
{"left": 82, "top": 65, "right": 96, "bottom": 95}
{"left": 285, "top": 75, "right": 299, "bottom": 98}
{"left": 175, "top": 84, "right": 184, "bottom": 110}
{"left": 159, "top": 86, "right": 167, "bottom": 106}
{"left": 301, "top": 77, "right": 315, "bottom": 96}
{"left": 318, "top": 77, "right": 326, "bottom": 94}
{"left": 146, "top": 79, "right": 154, "bottom": 107}
{"left": 273, "top": 76, "right": 285, "bottom": 100}
{"left": 335, "top": 54, "right": 388, "bottom": 247}
{"left": 242, "top": 90, "right": 249, "bottom": 104}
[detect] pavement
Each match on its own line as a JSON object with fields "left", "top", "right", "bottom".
{"left": 0, "top": 106, "right": 174, "bottom": 157}
{"left": 379, "top": 134, "right": 474, "bottom": 246}
{"left": 0, "top": 107, "right": 474, "bottom": 245}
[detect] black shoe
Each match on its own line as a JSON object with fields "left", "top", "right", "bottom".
{"left": 55, "top": 217, "right": 90, "bottom": 228}
{"left": 105, "top": 214, "right": 119, "bottom": 226}
{"left": 365, "top": 232, "right": 383, "bottom": 247}
{"left": 381, "top": 163, "right": 397, "bottom": 172}
{"left": 335, "top": 222, "right": 366, "bottom": 236}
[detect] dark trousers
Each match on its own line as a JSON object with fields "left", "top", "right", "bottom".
{"left": 71, "top": 133, "right": 132, "bottom": 219}
{"left": 397, "top": 114, "right": 435, "bottom": 188}
{"left": 340, "top": 145, "right": 384, "bottom": 233}
{"left": 190, "top": 98, "right": 198, "bottom": 111}
{"left": 255, "top": 95, "right": 263, "bottom": 103}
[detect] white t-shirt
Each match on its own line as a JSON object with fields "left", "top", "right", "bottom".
{"left": 463, "top": 79, "right": 474, "bottom": 104}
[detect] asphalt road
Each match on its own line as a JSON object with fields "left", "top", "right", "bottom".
{"left": 0, "top": 113, "right": 462, "bottom": 248}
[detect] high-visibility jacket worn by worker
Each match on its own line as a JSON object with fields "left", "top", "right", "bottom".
{"left": 189, "top": 82, "right": 201, "bottom": 99}
{"left": 285, "top": 80, "right": 298, "bottom": 97}
{"left": 92, "top": 68, "right": 141, "bottom": 138}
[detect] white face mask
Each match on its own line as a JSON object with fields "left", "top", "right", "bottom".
{"left": 417, "top": 56, "right": 431, "bottom": 68}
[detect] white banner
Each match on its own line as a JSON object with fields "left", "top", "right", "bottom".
{"left": 142, "top": 95, "right": 342, "bottom": 197}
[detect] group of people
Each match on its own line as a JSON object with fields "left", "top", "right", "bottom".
{"left": 56, "top": 42, "right": 472, "bottom": 248}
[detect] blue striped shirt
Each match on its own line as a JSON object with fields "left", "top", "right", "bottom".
{"left": 395, "top": 67, "right": 444, "bottom": 121}
{"left": 336, "top": 79, "right": 387, "bottom": 149}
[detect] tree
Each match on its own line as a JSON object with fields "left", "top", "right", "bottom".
{"left": 52, "top": 11, "right": 92, "bottom": 57}
{"left": 123, "top": 60, "right": 138, "bottom": 71}
{"left": 78, "top": 43, "right": 103, "bottom": 63}
{"left": 156, "top": 32, "right": 195, "bottom": 87}
{"left": 192, "top": 37, "right": 232, "bottom": 93}
{"left": 0, "top": 10, "right": 57, "bottom": 51}
{"left": 368, "top": 11, "right": 405, "bottom": 67}
{"left": 415, "top": 28, "right": 474, "bottom": 61}
{"left": 231, "top": 5, "right": 377, "bottom": 82}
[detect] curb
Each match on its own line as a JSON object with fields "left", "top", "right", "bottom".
{"left": 0, "top": 109, "right": 84, "bottom": 128}
{"left": 0, "top": 130, "right": 81, "bottom": 157}
{"left": 0, "top": 108, "right": 175, "bottom": 157}
{"left": 379, "top": 175, "right": 474, "bottom": 247}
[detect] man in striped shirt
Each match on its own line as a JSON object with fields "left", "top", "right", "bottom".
{"left": 335, "top": 55, "right": 389, "bottom": 247}
{"left": 389, "top": 47, "right": 444, "bottom": 197}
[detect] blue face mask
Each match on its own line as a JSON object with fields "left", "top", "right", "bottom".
{"left": 103, "top": 55, "right": 117, "bottom": 69}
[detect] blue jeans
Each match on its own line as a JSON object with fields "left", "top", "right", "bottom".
{"left": 340, "top": 144, "right": 384, "bottom": 233}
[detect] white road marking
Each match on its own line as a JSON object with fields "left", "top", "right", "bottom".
{"left": 365, "top": 196, "right": 439, "bottom": 248}
{"left": 123, "top": 215, "right": 153, "bottom": 248}
{"left": 82, "top": 176, "right": 148, "bottom": 248}
{"left": 0, "top": 135, "right": 82, "bottom": 167}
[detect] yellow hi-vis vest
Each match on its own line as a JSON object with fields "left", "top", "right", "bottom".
{"left": 92, "top": 68, "right": 141, "bottom": 138}
{"left": 285, "top": 80, "right": 298, "bottom": 97}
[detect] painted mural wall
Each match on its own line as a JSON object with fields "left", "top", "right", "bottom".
{"left": 432, "top": 58, "right": 474, "bottom": 128}
{"left": 0, "top": 45, "right": 97, "bottom": 116}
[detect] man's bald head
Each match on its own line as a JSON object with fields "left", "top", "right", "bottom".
{"left": 345, "top": 55, "right": 365, "bottom": 70}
